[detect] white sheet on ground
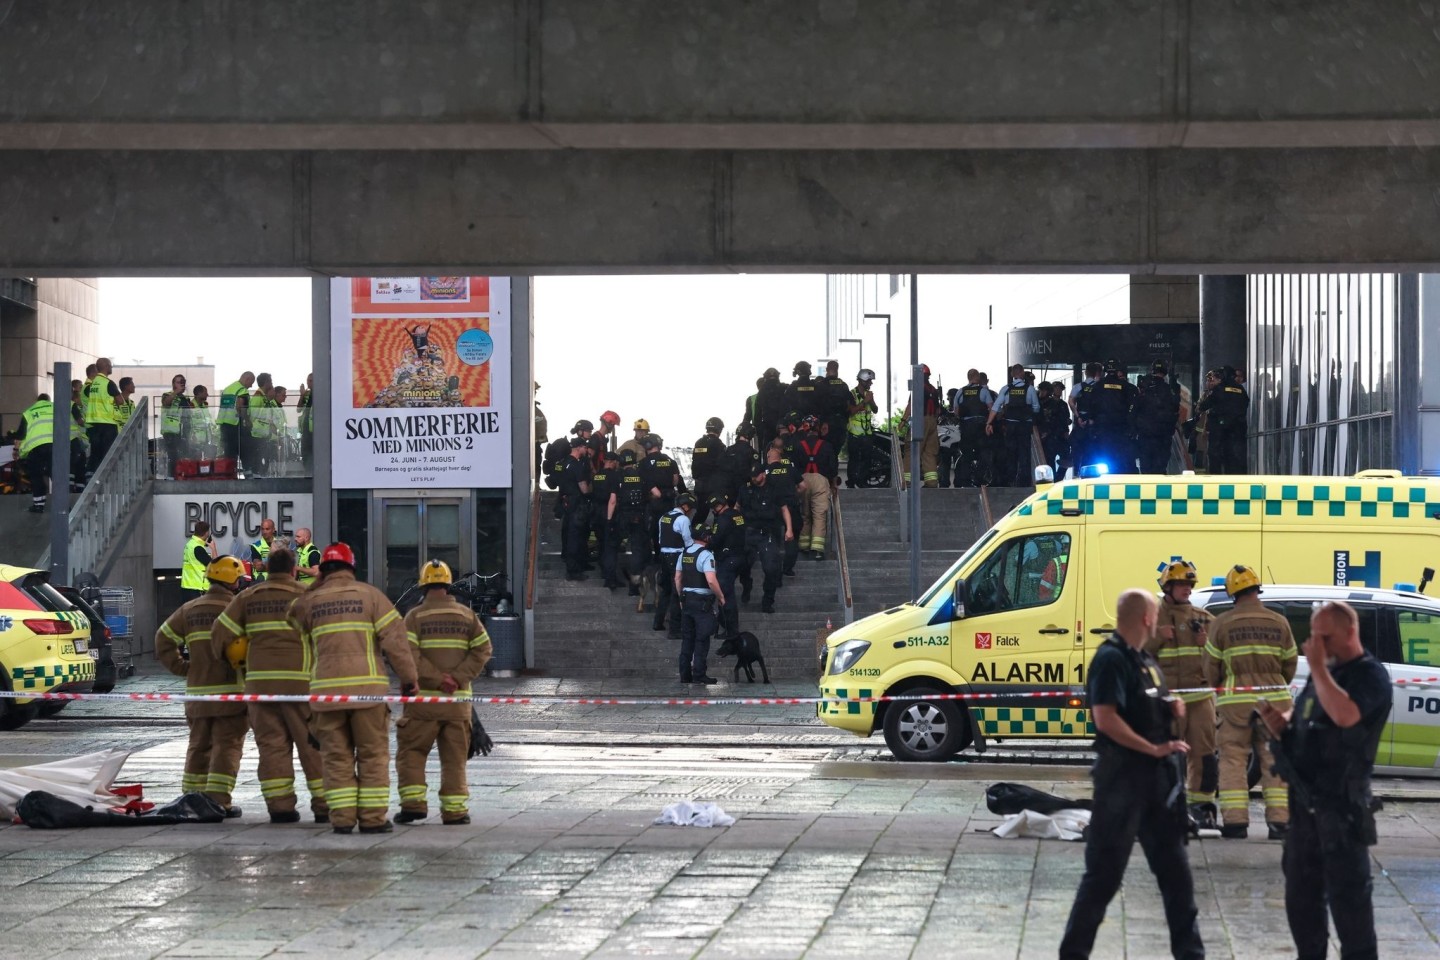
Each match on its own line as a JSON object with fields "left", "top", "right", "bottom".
{"left": 992, "top": 808, "right": 1091, "bottom": 841}
{"left": 653, "top": 801, "right": 735, "bottom": 828}
{"left": 0, "top": 748, "right": 131, "bottom": 819}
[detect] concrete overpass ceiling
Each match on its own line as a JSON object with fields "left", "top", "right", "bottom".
{"left": 3, "top": 1, "right": 1440, "bottom": 151}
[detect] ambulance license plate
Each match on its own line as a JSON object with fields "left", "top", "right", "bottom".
{"left": 73, "top": 638, "right": 87, "bottom": 654}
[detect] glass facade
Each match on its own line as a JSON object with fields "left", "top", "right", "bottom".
{"left": 1247, "top": 274, "right": 1412, "bottom": 476}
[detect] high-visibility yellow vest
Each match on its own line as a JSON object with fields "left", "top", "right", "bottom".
{"left": 18, "top": 401, "right": 53, "bottom": 457}
{"left": 181, "top": 535, "right": 210, "bottom": 592}
{"left": 296, "top": 542, "right": 320, "bottom": 583}
{"left": 161, "top": 393, "right": 191, "bottom": 436}
{"left": 116, "top": 398, "right": 135, "bottom": 424}
{"left": 188, "top": 404, "right": 216, "bottom": 447}
{"left": 250, "top": 537, "right": 271, "bottom": 581}
{"left": 69, "top": 404, "right": 86, "bottom": 443}
{"left": 298, "top": 392, "right": 314, "bottom": 435}
{"left": 249, "top": 394, "right": 278, "bottom": 439}
{"left": 85, "top": 373, "right": 117, "bottom": 426}
{"left": 847, "top": 386, "right": 875, "bottom": 436}
{"left": 217, "top": 381, "right": 246, "bottom": 426}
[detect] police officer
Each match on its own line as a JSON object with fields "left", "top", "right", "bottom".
{"left": 1206, "top": 564, "right": 1296, "bottom": 839}
{"left": 558, "top": 438, "right": 593, "bottom": 582}
{"left": 1060, "top": 589, "right": 1204, "bottom": 960}
{"left": 590, "top": 449, "right": 622, "bottom": 589}
{"left": 738, "top": 464, "right": 791, "bottom": 614}
{"left": 986, "top": 364, "right": 1039, "bottom": 487}
{"left": 819, "top": 360, "right": 851, "bottom": 452}
{"left": 1069, "top": 362, "right": 1104, "bottom": 471}
{"left": 1199, "top": 365, "right": 1250, "bottom": 474}
{"left": 640, "top": 434, "right": 683, "bottom": 554}
{"left": 690, "top": 417, "right": 726, "bottom": 521}
{"left": 1039, "top": 381, "right": 1072, "bottom": 477}
{"left": 785, "top": 361, "right": 821, "bottom": 425}
{"left": 1088, "top": 359, "right": 1139, "bottom": 474}
{"left": 617, "top": 449, "right": 650, "bottom": 595}
{"left": 652, "top": 492, "right": 696, "bottom": 638}
{"left": 1146, "top": 560, "right": 1218, "bottom": 830}
{"left": 722, "top": 423, "right": 760, "bottom": 502}
{"left": 1256, "top": 600, "right": 1391, "bottom": 960}
{"left": 764, "top": 441, "right": 802, "bottom": 576}
{"left": 708, "top": 495, "right": 749, "bottom": 635}
{"left": 756, "top": 367, "right": 787, "bottom": 446}
{"left": 845, "top": 369, "right": 879, "bottom": 488}
{"left": 676, "top": 523, "right": 723, "bottom": 685}
{"left": 952, "top": 369, "right": 993, "bottom": 488}
{"left": 1133, "top": 361, "right": 1180, "bottom": 474}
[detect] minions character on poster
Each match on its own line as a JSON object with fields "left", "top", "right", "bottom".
{"left": 351, "top": 316, "right": 494, "bottom": 409}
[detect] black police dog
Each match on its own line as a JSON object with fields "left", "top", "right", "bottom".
{"left": 716, "top": 631, "right": 770, "bottom": 683}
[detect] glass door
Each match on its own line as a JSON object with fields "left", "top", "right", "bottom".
{"left": 377, "top": 496, "right": 470, "bottom": 600}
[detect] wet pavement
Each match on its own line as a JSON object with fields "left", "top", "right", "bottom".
{"left": 2, "top": 668, "right": 1439, "bottom": 958}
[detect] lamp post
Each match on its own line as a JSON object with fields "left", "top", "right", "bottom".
{"left": 863, "top": 313, "right": 893, "bottom": 422}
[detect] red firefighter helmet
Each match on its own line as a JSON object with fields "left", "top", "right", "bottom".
{"left": 600, "top": 410, "right": 621, "bottom": 427}
{"left": 321, "top": 542, "right": 356, "bottom": 568}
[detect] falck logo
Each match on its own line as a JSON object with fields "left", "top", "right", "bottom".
{"left": 974, "top": 632, "right": 992, "bottom": 649}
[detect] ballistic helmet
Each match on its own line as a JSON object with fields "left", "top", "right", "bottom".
{"left": 705, "top": 417, "right": 724, "bottom": 433}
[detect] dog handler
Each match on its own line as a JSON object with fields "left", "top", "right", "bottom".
{"left": 1060, "top": 589, "right": 1203, "bottom": 960}
{"left": 676, "top": 523, "right": 724, "bottom": 685}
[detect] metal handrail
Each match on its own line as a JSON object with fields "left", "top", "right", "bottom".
{"left": 39, "top": 397, "right": 153, "bottom": 583}
{"left": 831, "top": 488, "right": 854, "bottom": 624}
{"left": 523, "top": 483, "right": 542, "bottom": 610}
{"left": 892, "top": 428, "right": 908, "bottom": 543}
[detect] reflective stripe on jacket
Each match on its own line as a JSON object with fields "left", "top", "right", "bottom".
{"left": 212, "top": 575, "right": 310, "bottom": 695}
{"left": 402, "top": 592, "right": 492, "bottom": 719}
{"left": 18, "top": 401, "right": 53, "bottom": 457}
{"left": 155, "top": 587, "right": 245, "bottom": 719}
{"left": 286, "top": 569, "right": 418, "bottom": 711}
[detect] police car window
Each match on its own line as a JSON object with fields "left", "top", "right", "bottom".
{"left": 1398, "top": 610, "right": 1440, "bottom": 668}
{"left": 967, "top": 532, "right": 1070, "bottom": 615}
{"left": 1287, "top": 603, "right": 1387, "bottom": 661}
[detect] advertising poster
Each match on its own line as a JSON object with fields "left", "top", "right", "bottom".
{"left": 331, "top": 277, "right": 511, "bottom": 488}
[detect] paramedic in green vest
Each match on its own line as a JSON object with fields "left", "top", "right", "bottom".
{"left": 294, "top": 527, "right": 321, "bottom": 585}
{"left": 189, "top": 385, "right": 217, "bottom": 459}
{"left": 85, "top": 357, "right": 121, "bottom": 476}
{"left": 247, "top": 374, "right": 280, "bottom": 477}
{"left": 182, "top": 521, "right": 217, "bottom": 601}
{"left": 250, "top": 518, "right": 277, "bottom": 581}
{"left": 845, "top": 369, "right": 879, "bottom": 488}
{"left": 297, "top": 373, "right": 314, "bottom": 476}
{"left": 15, "top": 393, "right": 53, "bottom": 513}
{"left": 115, "top": 377, "right": 136, "bottom": 424}
{"left": 160, "top": 373, "right": 194, "bottom": 472}
{"left": 69, "top": 379, "right": 88, "bottom": 488}
{"left": 216, "top": 371, "right": 254, "bottom": 463}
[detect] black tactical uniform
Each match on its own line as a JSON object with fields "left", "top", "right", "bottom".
{"left": 722, "top": 435, "right": 760, "bottom": 502}
{"left": 1132, "top": 367, "right": 1180, "bottom": 474}
{"left": 640, "top": 445, "right": 681, "bottom": 558}
{"left": 617, "top": 453, "right": 650, "bottom": 592}
{"left": 1089, "top": 368, "right": 1138, "bottom": 474}
{"left": 819, "top": 375, "right": 851, "bottom": 454}
{"left": 588, "top": 457, "right": 621, "bottom": 588}
{"left": 764, "top": 456, "right": 801, "bottom": 575}
{"left": 738, "top": 470, "right": 787, "bottom": 614}
{"left": 557, "top": 449, "right": 591, "bottom": 580}
{"left": 1040, "top": 392, "right": 1072, "bottom": 477}
{"left": 954, "top": 383, "right": 993, "bottom": 487}
{"left": 708, "top": 501, "right": 750, "bottom": 634}
{"left": 1198, "top": 372, "right": 1249, "bottom": 474}
{"left": 1072, "top": 378, "right": 1100, "bottom": 470}
{"left": 690, "top": 428, "right": 726, "bottom": 523}
{"left": 1279, "top": 651, "right": 1391, "bottom": 960}
{"left": 995, "top": 379, "right": 1038, "bottom": 487}
{"left": 784, "top": 375, "right": 821, "bottom": 424}
{"left": 1060, "top": 633, "right": 1203, "bottom": 960}
{"left": 652, "top": 502, "right": 691, "bottom": 637}
{"left": 756, "top": 374, "right": 787, "bottom": 446}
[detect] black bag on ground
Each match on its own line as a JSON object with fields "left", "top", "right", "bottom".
{"left": 17, "top": 790, "right": 226, "bottom": 828}
{"left": 985, "top": 782, "right": 1092, "bottom": 816}
{"left": 468, "top": 706, "right": 494, "bottom": 758}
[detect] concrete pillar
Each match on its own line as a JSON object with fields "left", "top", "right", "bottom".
{"left": 1199, "top": 276, "right": 1247, "bottom": 378}
{"left": 310, "top": 277, "right": 332, "bottom": 545}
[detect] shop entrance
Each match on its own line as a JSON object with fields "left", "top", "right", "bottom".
{"left": 375, "top": 492, "right": 471, "bottom": 600}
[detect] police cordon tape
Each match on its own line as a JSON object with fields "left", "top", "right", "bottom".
{"left": 0, "top": 685, "right": 1292, "bottom": 708}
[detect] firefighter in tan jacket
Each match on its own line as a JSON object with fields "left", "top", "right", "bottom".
{"left": 211, "top": 547, "right": 327, "bottom": 825}
{"left": 1145, "top": 560, "right": 1218, "bottom": 829}
{"left": 395, "top": 561, "right": 493, "bottom": 825}
{"left": 156, "top": 556, "right": 248, "bottom": 815}
{"left": 287, "top": 542, "right": 418, "bottom": 835}
{"left": 1206, "top": 564, "right": 1298, "bottom": 840}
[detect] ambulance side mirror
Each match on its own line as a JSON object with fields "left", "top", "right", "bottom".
{"left": 952, "top": 579, "right": 968, "bottom": 620}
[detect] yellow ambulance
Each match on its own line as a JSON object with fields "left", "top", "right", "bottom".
{"left": 819, "top": 471, "right": 1440, "bottom": 761}
{"left": 0, "top": 564, "right": 97, "bottom": 730}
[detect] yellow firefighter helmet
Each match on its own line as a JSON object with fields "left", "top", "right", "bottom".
{"left": 1224, "top": 564, "right": 1262, "bottom": 596}
{"left": 207, "top": 556, "right": 245, "bottom": 585}
{"left": 224, "top": 635, "right": 249, "bottom": 669}
{"left": 419, "top": 559, "right": 453, "bottom": 587}
{"left": 1157, "top": 559, "right": 1198, "bottom": 589}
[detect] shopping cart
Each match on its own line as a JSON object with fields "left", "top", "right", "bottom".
{"left": 97, "top": 586, "right": 136, "bottom": 679}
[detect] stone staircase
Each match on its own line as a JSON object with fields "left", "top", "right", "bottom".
{"left": 840, "top": 486, "right": 1034, "bottom": 616}
{"left": 531, "top": 493, "right": 845, "bottom": 681}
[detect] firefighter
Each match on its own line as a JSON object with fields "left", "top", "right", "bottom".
{"left": 617, "top": 418, "right": 649, "bottom": 463}
{"left": 396, "top": 560, "right": 492, "bottom": 825}
{"left": 211, "top": 547, "right": 327, "bottom": 824}
{"left": 899, "top": 363, "right": 941, "bottom": 488}
{"left": 287, "top": 543, "right": 419, "bottom": 835}
{"left": 1145, "top": 559, "right": 1219, "bottom": 831}
{"left": 1206, "top": 564, "right": 1297, "bottom": 839}
{"left": 156, "top": 556, "right": 249, "bottom": 816}
{"left": 793, "top": 416, "right": 836, "bottom": 561}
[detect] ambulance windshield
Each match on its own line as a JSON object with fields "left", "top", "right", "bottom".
{"left": 917, "top": 529, "right": 998, "bottom": 608}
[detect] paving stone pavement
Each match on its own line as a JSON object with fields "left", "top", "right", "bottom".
{"left": 2, "top": 669, "right": 1439, "bottom": 957}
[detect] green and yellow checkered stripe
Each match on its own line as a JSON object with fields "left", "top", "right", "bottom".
{"left": 11, "top": 661, "right": 94, "bottom": 690}
{"left": 817, "top": 688, "right": 875, "bottom": 716}
{"left": 1016, "top": 481, "right": 1440, "bottom": 521}
{"left": 976, "top": 707, "right": 1091, "bottom": 737}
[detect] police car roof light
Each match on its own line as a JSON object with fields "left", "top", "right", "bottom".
{"left": 1078, "top": 463, "right": 1109, "bottom": 479}
{"left": 1211, "top": 576, "right": 1226, "bottom": 586}
{"left": 1395, "top": 582, "right": 1418, "bottom": 592}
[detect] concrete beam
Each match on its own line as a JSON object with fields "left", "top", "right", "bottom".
{"left": 5, "top": 1, "right": 1440, "bottom": 151}
{"left": 7, "top": 148, "right": 1440, "bottom": 274}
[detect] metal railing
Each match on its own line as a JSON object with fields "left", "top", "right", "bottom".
{"left": 892, "top": 429, "right": 908, "bottom": 543}
{"left": 40, "top": 397, "right": 152, "bottom": 583}
{"left": 832, "top": 489, "right": 854, "bottom": 625}
{"left": 148, "top": 394, "right": 314, "bottom": 480}
{"left": 524, "top": 484, "right": 542, "bottom": 611}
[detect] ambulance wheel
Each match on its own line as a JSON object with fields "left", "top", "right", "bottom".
{"left": 0, "top": 675, "right": 36, "bottom": 731}
{"left": 882, "top": 687, "right": 971, "bottom": 762}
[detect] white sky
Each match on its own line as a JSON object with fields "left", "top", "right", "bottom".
{"left": 98, "top": 273, "right": 1129, "bottom": 446}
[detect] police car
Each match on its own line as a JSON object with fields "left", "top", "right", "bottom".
{"left": 0, "top": 564, "right": 99, "bottom": 730}
{"left": 1193, "top": 583, "right": 1440, "bottom": 778}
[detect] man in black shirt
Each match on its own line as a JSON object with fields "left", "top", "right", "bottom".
{"left": 707, "top": 496, "right": 747, "bottom": 638}
{"left": 589, "top": 450, "right": 621, "bottom": 589}
{"left": 1061, "top": 589, "right": 1203, "bottom": 960}
{"left": 1257, "top": 601, "right": 1391, "bottom": 960}
{"left": 690, "top": 418, "right": 726, "bottom": 524}
{"left": 557, "top": 440, "right": 592, "bottom": 581}
{"left": 737, "top": 465, "right": 791, "bottom": 614}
